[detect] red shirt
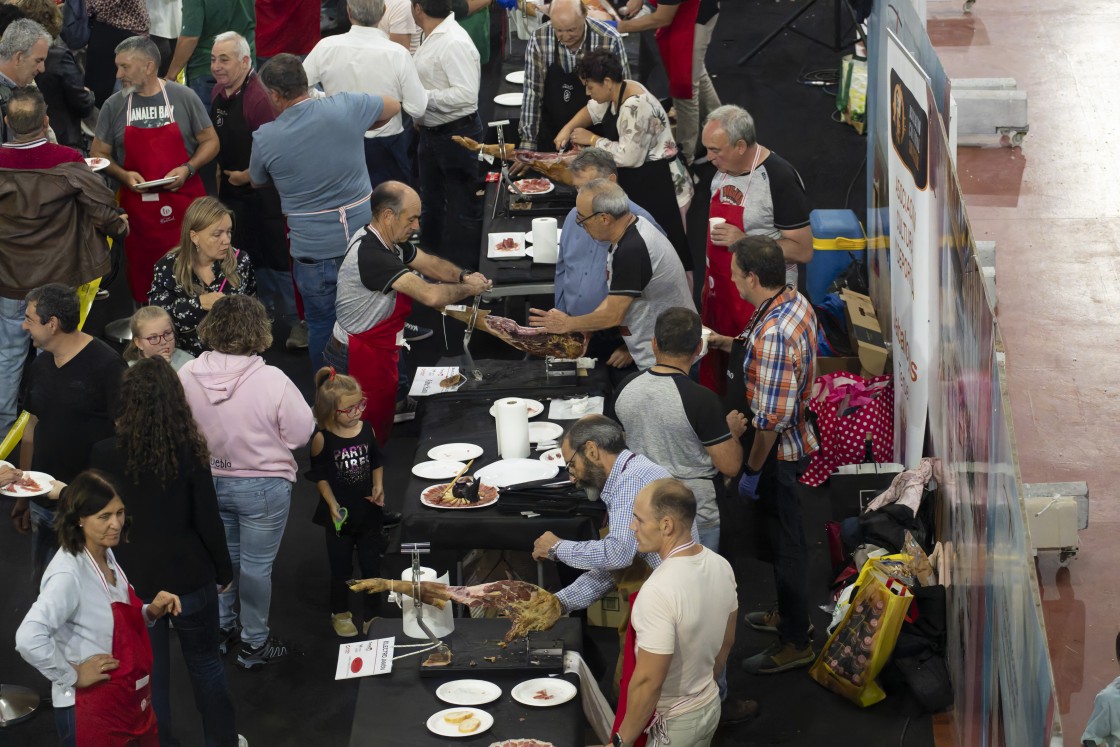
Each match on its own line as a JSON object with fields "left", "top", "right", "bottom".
{"left": 255, "top": 0, "right": 320, "bottom": 58}
{"left": 0, "top": 139, "right": 86, "bottom": 169}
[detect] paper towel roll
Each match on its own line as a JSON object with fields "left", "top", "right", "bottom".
{"left": 495, "top": 397, "right": 530, "bottom": 459}
{"left": 532, "top": 217, "right": 558, "bottom": 263}
{"left": 396, "top": 566, "right": 454, "bottom": 639}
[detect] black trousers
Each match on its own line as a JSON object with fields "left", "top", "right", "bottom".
{"left": 325, "top": 524, "right": 384, "bottom": 617}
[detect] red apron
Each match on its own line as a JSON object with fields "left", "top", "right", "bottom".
{"left": 650, "top": 0, "right": 700, "bottom": 100}
{"left": 76, "top": 551, "right": 158, "bottom": 747}
{"left": 119, "top": 82, "right": 206, "bottom": 303}
{"left": 348, "top": 288, "right": 413, "bottom": 448}
{"left": 611, "top": 590, "right": 651, "bottom": 747}
{"left": 700, "top": 193, "right": 755, "bottom": 394}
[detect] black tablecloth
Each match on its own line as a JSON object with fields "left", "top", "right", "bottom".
{"left": 479, "top": 179, "right": 575, "bottom": 287}
{"left": 350, "top": 618, "right": 585, "bottom": 747}
{"left": 402, "top": 393, "right": 602, "bottom": 552}
{"left": 426, "top": 357, "right": 610, "bottom": 401}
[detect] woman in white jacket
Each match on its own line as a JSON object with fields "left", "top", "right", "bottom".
{"left": 178, "top": 295, "right": 315, "bottom": 670}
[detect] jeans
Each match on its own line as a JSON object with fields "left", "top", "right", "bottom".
{"left": 188, "top": 73, "right": 216, "bottom": 106}
{"left": 0, "top": 296, "right": 28, "bottom": 433}
{"left": 215, "top": 476, "right": 293, "bottom": 648}
{"left": 291, "top": 255, "right": 345, "bottom": 372}
{"left": 673, "top": 15, "right": 722, "bottom": 163}
{"left": 662, "top": 693, "right": 720, "bottom": 747}
{"left": 147, "top": 584, "right": 238, "bottom": 747}
{"left": 417, "top": 115, "right": 484, "bottom": 270}
{"left": 363, "top": 131, "right": 413, "bottom": 190}
{"left": 53, "top": 704, "right": 75, "bottom": 747}
{"left": 759, "top": 460, "right": 811, "bottom": 648}
{"left": 256, "top": 267, "right": 300, "bottom": 328}
{"left": 323, "top": 337, "right": 411, "bottom": 401}
{"left": 325, "top": 525, "right": 383, "bottom": 618}
{"left": 29, "top": 502, "right": 57, "bottom": 580}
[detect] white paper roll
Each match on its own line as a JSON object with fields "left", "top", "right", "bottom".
{"left": 532, "top": 217, "right": 559, "bottom": 263}
{"left": 495, "top": 397, "right": 530, "bottom": 459}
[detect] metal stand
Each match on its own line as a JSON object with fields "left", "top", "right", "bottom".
{"left": 400, "top": 542, "right": 450, "bottom": 663}
{"left": 0, "top": 684, "right": 39, "bottom": 727}
{"left": 488, "top": 119, "right": 524, "bottom": 223}
{"left": 737, "top": 0, "right": 860, "bottom": 66}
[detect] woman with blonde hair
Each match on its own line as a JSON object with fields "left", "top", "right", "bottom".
{"left": 123, "top": 305, "right": 195, "bottom": 371}
{"left": 148, "top": 196, "right": 255, "bottom": 356}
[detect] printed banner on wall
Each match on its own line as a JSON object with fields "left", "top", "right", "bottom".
{"left": 885, "top": 31, "right": 935, "bottom": 467}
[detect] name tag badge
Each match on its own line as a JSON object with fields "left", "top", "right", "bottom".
{"left": 141, "top": 192, "right": 159, "bottom": 202}
{"left": 136, "top": 674, "right": 149, "bottom": 691}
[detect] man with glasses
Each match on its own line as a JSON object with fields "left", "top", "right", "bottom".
{"left": 531, "top": 414, "right": 697, "bottom": 616}
{"left": 328, "top": 180, "right": 491, "bottom": 444}
{"left": 529, "top": 178, "right": 693, "bottom": 371}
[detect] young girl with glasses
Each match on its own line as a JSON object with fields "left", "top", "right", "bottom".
{"left": 124, "top": 306, "right": 195, "bottom": 371}
{"left": 309, "top": 367, "right": 387, "bottom": 638}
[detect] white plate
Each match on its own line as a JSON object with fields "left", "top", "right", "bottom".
{"left": 488, "top": 398, "right": 545, "bottom": 418}
{"left": 538, "top": 447, "right": 564, "bottom": 465}
{"left": 488, "top": 232, "right": 528, "bottom": 259}
{"left": 494, "top": 92, "right": 524, "bottom": 107}
{"left": 412, "top": 460, "right": 467, "bottom": 480}
{"left": 509, "top": 178, "right": 555, "bottom": 196}
{"left": 510, "top": 677, "right": 578, "bottom": 707}
{"left": 85, "top": 157, "right": 109, "bottom": 172}
{"left": 427, "top": 443, "right": 484, "bottom": 461}
{"left": 133, "top": 176, "right": 176, "bottom": 190}
{"left": 0, "top": 469, "right": 54, "bottom": 498}
{"left": 505, "top": 70, "right": 526, "bottom": 85}
{"left": 475, "top": 459, "right": 559, "bottom": 488}
{"left": 425, "top": 707, "right": 494, "bottom": 738}
{"left": 436, "top": 679, "right": 502, "bottom": 706}
{"left": 522, "top": 229, "right": 563, "bottom": 244}
{"left": 527, "top": 421, "right": 564, "bottom": 444}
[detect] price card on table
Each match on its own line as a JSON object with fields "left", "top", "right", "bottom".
{"left": 335, "top": 637, "right": 395, "bottom": 680}
{"left": 409, "top": 366, "right": 466, "bottom": 397}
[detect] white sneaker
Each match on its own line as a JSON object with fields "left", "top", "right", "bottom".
{"left": 238, "top": 736, "right": 248, "bottom": 747}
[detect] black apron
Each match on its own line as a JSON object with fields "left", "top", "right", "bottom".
{"left": 537, "top": 36, "right": 588, "bottom": 152}
{"left": 212, "top": 73, "right": 290, "bottom": 271}
{"left": 595, "top": 84, "right": 693, "bottom": 271}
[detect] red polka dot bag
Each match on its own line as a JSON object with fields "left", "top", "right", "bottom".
{"left": 801, "top": 372, "right": 894, "bottom": 487}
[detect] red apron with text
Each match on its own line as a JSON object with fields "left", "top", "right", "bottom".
{"left": 650, "top": 0, "right": 699, "bottom": 99}
{"left": 699, "top": 195, "right": 755, "bottom": 394}
{"left": 348, "top": 291, "right": 412, "bottom": 447}
{"left": 76, "top": 557, "right": 158, "bottom": 747}
{"left": 610, "top": 590, "right": 652, "bottom": 747}
{"left": 119, "top": 83, "right": 205, "bottom": 303}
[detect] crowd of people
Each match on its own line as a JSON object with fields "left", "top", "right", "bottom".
{"left": 0, "top": 1, "right": 832, "bottom": 745}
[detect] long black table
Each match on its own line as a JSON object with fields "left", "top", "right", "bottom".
{"left": 350, "top": 618, "right": 585, "bottom": 747}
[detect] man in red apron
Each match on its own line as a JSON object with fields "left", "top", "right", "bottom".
{"left": 90, "top": 36, "right": 217, "bottom": 303}
{"left": 326, "top": 182, "right": 491, "bottom": 445}
{"left": 698, "top": 105, "right": 813, "bottom": 393}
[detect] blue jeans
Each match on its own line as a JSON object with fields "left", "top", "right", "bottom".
{"left": 417, "top": 114, "right": 484, "bottom": 270}
{"left": 364, "top": 130, "right": 413, "bottom": 190}
{"left": 188, "top": 73, "right": 216, "bottom": 106}
{"left": 697, "top": 524, "right": 720, "bottom": 553}
{"left": 147, "top": 584, "right": 238, "bottom": 747}
{"left": 29, "top": 502, "right": 57, "bottom": 580}
{"left": 214, "top": 476, "right": 292, "bottom": 648}
{"left": 291, "top": 255, "right": 345, "bottom": 372}
{"left": 255, "top": 267, "right": 300, "bottom": 328}
{"left": 0, "top": 296, "right": 28, "bottom": 433}
{"left": 53, "top": 704, "right": 75, "bottom": 747}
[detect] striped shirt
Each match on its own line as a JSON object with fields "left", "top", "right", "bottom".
{"left": 519, "top": 18, "right": 629, "bottom": 150}
{"left": 742, "top": 287, "right": 818, "bottom": 461}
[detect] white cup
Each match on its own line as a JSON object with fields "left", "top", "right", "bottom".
{"left": 699, "top": 326, "right": 713, "bottom": 358}
{"left": 709, "top": 217, "right": 727, "bottom": 235}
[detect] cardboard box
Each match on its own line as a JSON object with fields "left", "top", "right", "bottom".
{"left": 840, "top": 289, "right": 889, "bottom": 376}
{"left": 815, "top": 356, "right": 863, "bottom": 379}
{"left": 587, "top": 590, "right": 628, "bottom": 629}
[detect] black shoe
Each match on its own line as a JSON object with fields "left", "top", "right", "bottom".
{"left": 382, "top": 511, "right": 402, "bottom": 529}
{"left": 720, "top": 698, "right": 760, "bottom": 725}
{"left": 393, "top": 397, "right": 418, "bottom": 423}
{"left": 403, "top": 322, "right": 433, "bottom": 342}
{"left": 218, "top": 624, "right": 241, "bottom": 655}
{"left": 237, "top": 636, "right": 289, "bottom": 670}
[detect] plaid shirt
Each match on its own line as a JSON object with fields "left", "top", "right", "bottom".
{"left": 556, "top": 450, "right": 700, "bottom": 614}
{"left": 519, "top": 18, "right": 629, "bottom": 150}
{"left": 742, "top": 287, "right": 819, "bottom": 461}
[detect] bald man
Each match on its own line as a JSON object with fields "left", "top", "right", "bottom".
{"left": 327, "top": 180, "right": 492, "bottom": 444}
{"left": 518, "top": 0, "right": 629, "bottom": 154}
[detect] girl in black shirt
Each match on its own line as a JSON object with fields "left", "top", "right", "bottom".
{"left": 308, "top": 367, "right": 386, "bottom": 638}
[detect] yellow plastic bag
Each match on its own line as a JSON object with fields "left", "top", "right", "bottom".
{"left": 810, "top": 560, "right": 913, "bottom": 707}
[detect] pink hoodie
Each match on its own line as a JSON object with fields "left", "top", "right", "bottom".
{"left": 179, "top": 352, "right": 315, "bottom": 481}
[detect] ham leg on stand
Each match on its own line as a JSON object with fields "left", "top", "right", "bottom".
{"left": 483, "top": 315, "right": 588, "bottom": 359}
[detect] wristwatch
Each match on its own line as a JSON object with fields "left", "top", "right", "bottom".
{"left": 182, "top": 161, "right": 196, "bottom": 178}
{"left": 546, "top": 541, "right": 559, "bottom": 561}
{"left": 458, "top": 268, "right": 470, "bottom": 283}
{"left": 611, "top": 733, "right": 625, "bottom": 747}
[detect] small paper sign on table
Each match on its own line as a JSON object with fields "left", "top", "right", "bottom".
{"left": 334, "top": 637, "right": 395, "bottom": 680}
{"left": 408, "top": 366, "right": 466, "bottom": 397}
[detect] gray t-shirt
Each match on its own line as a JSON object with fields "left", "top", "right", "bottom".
{"left": 615, "top": 369, "right": 730, "bottom": 528}
{"left": 607, "top": 216, "right": 695, "bottom": 370}
{"left": 94, "top": 82, "right": 213, "bottom": 170}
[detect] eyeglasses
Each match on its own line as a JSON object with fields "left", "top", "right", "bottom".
{"left": 575, "top": 211, "right": 605, "bottom": 228}
{"left": 142, "top": 330, "right": 174, "bottom": 346}
{"left": 336, "top": 398, "right": 368, "bottom": 417}
{"left": 564, "top": 443, "right": 585, "bottom": 472}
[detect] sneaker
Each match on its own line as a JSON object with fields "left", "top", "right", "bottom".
{"left": 331, "top": 612, "right": 358, "bottom": 637}
{"left": 403, "top": 322, "right": 433, "bottom": 342}
{"left": 285, "top": 321, "right": 309, "bottom": 350}
{"left": 742, "top": 641, "right": 815, "bottom": 675}
{"left": 237, "top": 636, "right": 289, "bottom": 670}
{"left": 218, "top": 624, "right": 241, "bottom": 655}
{"left": 393, "top": 397, "right": 418, "bottom": 423}
{"left": 382, "top": 511, "right": 402, "bottom": 529}
{"left": 720, "top": 698, "right": 760, "bottom": 725}
{"left": 238, "top": 736, "right": 248, "bottom": 747}
{"left": 744, "top": 609, "right": 815, "bottom": 638}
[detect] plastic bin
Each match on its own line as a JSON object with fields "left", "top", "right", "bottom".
{"left": 807, "top": 209, "right": 867, "bottom": 302}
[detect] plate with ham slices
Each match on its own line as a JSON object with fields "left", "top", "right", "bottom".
{"left": 508, "top": 178, "right": 554, "bottom": 196}
{"left": 0, "top": 470, "right": 55, "bottom": 498}
{"left": 487, "top": 232, "right": 528, "bottom": 259}
{"left": 510, "top": 677, "right": 577, "bottom": 707}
